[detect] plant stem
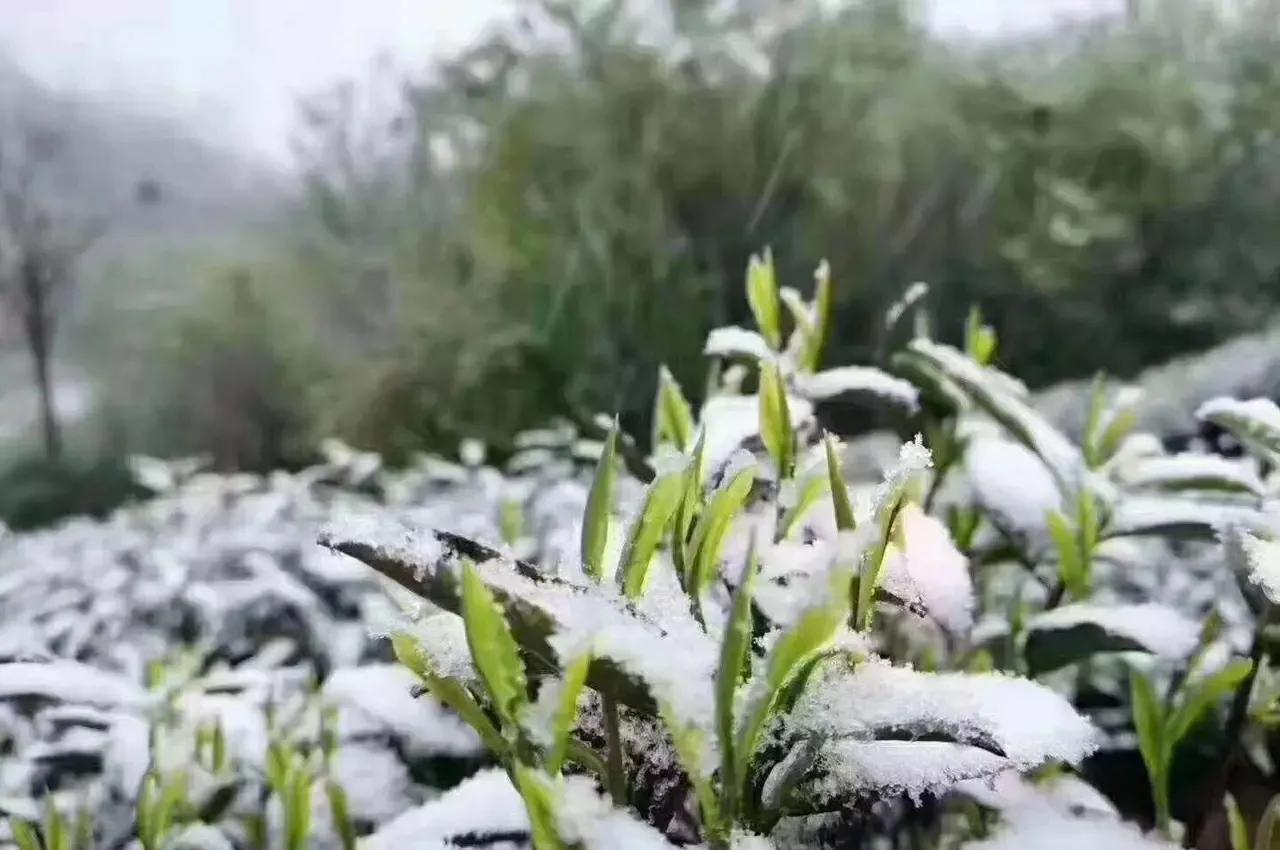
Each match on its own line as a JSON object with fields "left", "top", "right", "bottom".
{"left": 1184, "top": 608, "right": 1268, "bottom": 847}
{"left": 603, "top": 694, "right": 627, "bottom": 805}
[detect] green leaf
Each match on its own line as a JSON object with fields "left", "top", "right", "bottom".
{"left": 1097, "top": 408, "right": 1137, "bottom": 465}
{"left": 1083, "top": 374, "right": 1108, "bottom": 468}
{"left": 327, "top": 780, "right": 356, "bottom": 850}
{"left": 12, "top": 821, "right": 43, "bottom": 850}
{"left": 393, "top": 632, "right": 507, "bottom": 754}
{"left": 72, "top": 809, "right": 92, "bottom": 850}
{"left": 44, "top": 799, "right": 68, "bottom": 850}
{"left": 581, "top": 421, "right": 619, "bottom": 581}
{"left": 857, "top": 494, "right": 907, "bottom": 630}
{"left": 137, "top": 773, "right": 158, "bottom": 850}
{"left": 662, "top": 710, "right": 723, "bottom": 841}
{"left": 285, "top": 767, "right": 313, "bottom": 850}
{"left": 746, "top": 249, "right": 782, "bottom": 349}
{"left": 965, "top": 305, "right": 997, "bottom": 365}
{"left": 547, "top": 653, "right": 592, "bottom": 774}
{"left": 211, "top": 721, "right": 227, "bottom": 774}
{"left": 717, "top": 546, "right": 758, "bottom": 815}
{"left": 671, "top": 430, "right": 707, "bottom": 582}
{"left": 824, "top": 433, "right": 855, "bottom": 532}
{"left": 688, "top": 464, "right": 756, "bottom": 597}
{"left": 759, "top": 361, "right": 794, "bottom": 478}
{"left": 1258, "top": 793, "right": 1280, "bottom": 850}
{"left": 804, "top": 260, "right": 833, "bottom": 372}
{"left": 1166, "top": 659, "right": 1254, "bottom": 750}
{"left": 1130, "top": 669, "right": 1166, "bottom": 820}
{"left": 737, "top": 569, "right": 849, "bottom": 789}
{"left": 777, "top": 469, "right": 831, "bottom": 540}
{"left": 461, "top": 562, "right": 530, "bottom": 726}
{"left": 618, "top": 471, "right": 685, "bottom": 599}
{"left": 514, "top": 767, "right": 565, "bottom": 850}
{"left": 1047, "top": 510, "right": 1085, "bottom": 598}
{"left": 655, "top": 366, "right": 696, "bottom": 451}
{"left": 1227, "top": 793, "right": 1252, "bottom": 850}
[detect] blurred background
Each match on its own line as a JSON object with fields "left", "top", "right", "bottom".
{"left": 0, "top": 0, "right": 1278, "bottom": 528}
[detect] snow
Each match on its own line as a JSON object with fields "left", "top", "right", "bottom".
{"left": 472, "top": 556, "right": 720, "bottom": 743}
{"left": 1025, "top": 603, "right": 1200, "bottom": 661}
{"left": 705, "top": 326, "right": 774, "bottom": 360}
{"left": 0, "top": 661, "right": 147, "bottom": 708}
{"left": 964, "top": 804, "right": 1178, "bottom": 850}
{"left": 1197, "top": 396, "right": 1280, "bottom": 444}
{"left": 788, "top": 660, "right": 1096, "bottom": 801}
{"left": 966, "top": 437, "right": 1062, "bottom": 539}
{"left": 323, "top": 663, "right": 483, "bottom": 757}
{"left": 1233, "top": 530, "right": 1280, "bottom": 604}
{"left": 794, "top": 366, "right": 920, "bottom": 410}
{"left": 556, "top": 775, "right": 680, "bottom": 849}
{"left": 364, "top": 767, "right": 529, "bottom": 850}
{"left": 880, "top": 504, "right": 974, "bottom": 633}
{"left": 1120, "top": 453, "right": 1264, "bottom": 496}
{"left": 699, "top": 394, "right": 814, "bottom": 471}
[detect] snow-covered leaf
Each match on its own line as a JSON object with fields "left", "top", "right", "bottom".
{"left": 794, "top": 366, "right": 919, "bottom": 411}
{"left": 618, "top": 471, "right": 685, "bottom": 599}
{"left": 1120, "top": 453, "right": 1264, "bottom": 497}
{"left": 1198, "top": 396, "right": 1280, "bottom": 467}
{"left": 1024, "top": 604, "right": 1200, "bottom": 675}
{"left": 880, "top": 504, "right": 974, "bottom": 634}
{"left": 906, "top": 340, "right": 1082, "bottom": 491}
{"left": 789, "top": 660, "right": 1096, "bottom": 802}
{"left": 705, "top": 327, "right": 774, "bottom": 361}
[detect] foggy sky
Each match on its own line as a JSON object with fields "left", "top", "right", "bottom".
{"left": 0, "top": 0, "right": 1120, "bottom": 168}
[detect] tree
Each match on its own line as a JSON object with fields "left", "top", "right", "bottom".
{"left": 0, "top": 126, "right": 100, "bottom": 460}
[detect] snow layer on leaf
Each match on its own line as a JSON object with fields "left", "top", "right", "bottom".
{"left": 794, "top": 366, "right": 920, "bottom": 410}
{"left": 700, "top": 394, "right": 813, "bottom": 471}
{"left": 880, "top": 505, "right": 974, "bottom": 633}
{"left": 323, "top": 663, "right": 482, "bottom": 756}
{"left": 965, "top": 438, "right": 1060, "bottom": 537}
{"left": 789, "top": 660, "right": 1096, "bottom": 795}
{"left": 1026, "top": 603, "right": 1199, "bottom": 660}
{"left": 473, "top": 557, "right": 719, "bottom": 742}
{"left": 964, "top": 805, "right": 1177, "bottom": 850}
{"left": 955, "top": 770, "right": 1118, "bottom": 820}
{"left": 705, "top": 326, "right": 773, "bottom": 360}
{"left": 1197, "top": 396, "right": 1280, "bottom": 462}
{"left": 812, "top": 739, "right": 1007, "bottom": 802}
{"left": 1120, "top": 453, "right": 1264, "bottom": 496}
{"left": 0, "top": 661, "right": 146, "bottom": 708}
{"left": 556, "top": 775, "right": 680, "bottom": 849}
{"left": 364, "top": 767, "right": 528, "bottom": 850}
{"left": 1234, "top": 530, "right": 1280, "bottom": 604}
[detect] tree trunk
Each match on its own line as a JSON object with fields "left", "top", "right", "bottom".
{"left": 22, "top": 260, "right": 61, "bottom": 461}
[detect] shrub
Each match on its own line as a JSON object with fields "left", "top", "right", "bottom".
{"left": 324, "top": 250, "right": 1280, "bottom": 848}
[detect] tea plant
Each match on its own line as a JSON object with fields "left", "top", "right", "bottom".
{"left": 318, "top": 248, "right": 1277, "bottom": 848}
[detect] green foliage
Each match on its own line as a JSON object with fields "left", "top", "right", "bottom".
{"left": 617, "top": 471, "right": 684, "bottom": 599}
{"left": 581, "top": 422, "right": 619, "bottom": 580}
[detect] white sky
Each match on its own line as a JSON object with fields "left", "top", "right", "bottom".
{"left": 0, "top": 0, "right": 1121, "bottom": 167}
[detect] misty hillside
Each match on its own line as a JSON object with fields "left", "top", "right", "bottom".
{"left": 0, "top": 53, "right": 292, "bottom": 281}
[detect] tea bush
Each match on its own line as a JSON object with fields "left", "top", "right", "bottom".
{"left": 323, "top": 251, "right": 1280, "bottom": 848}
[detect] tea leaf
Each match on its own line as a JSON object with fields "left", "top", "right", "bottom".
{"left": 618, "top": 471, "right": 685, "bottom": 599}
{"left": 461, "top": 562, "right": 530, "bottom": 726}
{"left": 656, "top": 366, "right": 696, "bottom": 451}
{"left": 717, "top": 546, "right": 758, "bottom": 814}
{"left": 688, "top": 464, "right": 756, "bottom": 597}
{"left": 759, "top": 361, "right": 794, "bottom": 478}
{"left": 581, "top": 421, "right": 619, "bottom": 580}
{"left": 824, "top": 433, "right": 855, "bottom": 532}
{"left": 1166, "top": 659, "right": 1253, "bottom": 749}
{"left": 805, "top": 259, "right": 834, "bottom": 372}
{"left": 747, "top": 249, "right": 782, "bottom": 349}
{"left": 515, "top": 767, "right": 565, "bottom": 850}
{"left": 547, "top": 653, "right": 592, "bottom": 774}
